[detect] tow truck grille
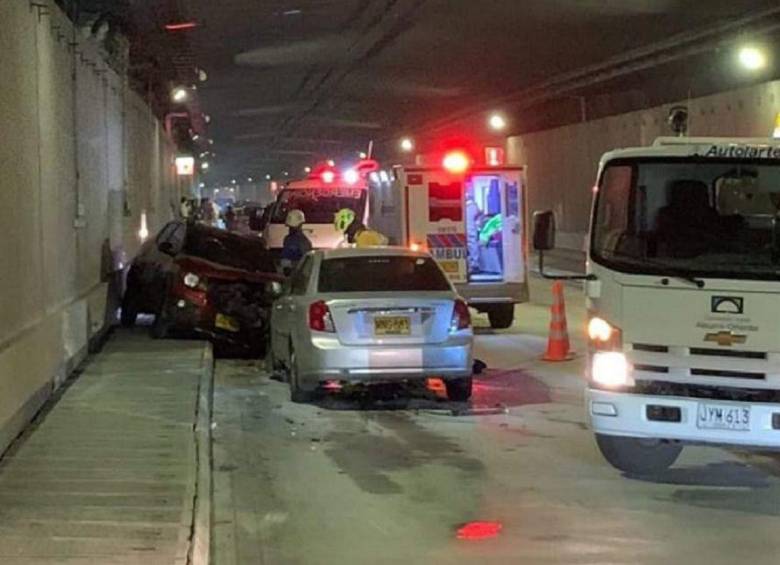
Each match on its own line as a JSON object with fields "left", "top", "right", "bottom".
{"left": 628, "top": 343, "right": 780, "bottom": 390}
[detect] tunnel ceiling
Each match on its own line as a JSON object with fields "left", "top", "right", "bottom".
{"left": 119, "top": 0, "right": 780, "bottom": 182}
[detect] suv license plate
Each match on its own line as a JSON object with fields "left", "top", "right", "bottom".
{"left": 696, "top": 403, "right": 750, "bottom": 431}
{"left": 215, "top": 313, "right": 240, "bottom": 332}
{"left": 374, "top": 316, "right": 411, "bottom": 336}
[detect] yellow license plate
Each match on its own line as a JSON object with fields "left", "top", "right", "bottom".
{"left": 374, "top": 316, "right": 411, "bottom": 336}
{"left": 215, "top": 313, "right": 240, "bottom": 332}
{"left": 439, "top": 260, "right": 459, "bottom": 274}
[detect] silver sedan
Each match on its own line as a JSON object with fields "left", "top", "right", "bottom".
{"left": 269, "top": 247, "right": 474, "bottom": 402}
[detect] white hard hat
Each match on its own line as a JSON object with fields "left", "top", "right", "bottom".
{"left": 286, "top": 209, "right": 305, "bottom": 228}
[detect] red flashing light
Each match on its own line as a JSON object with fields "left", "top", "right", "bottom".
{"left": 321, "top": 170, "right": 336, "bottom": 184}
{"left": 165, "top": 21, "right": 198, "bottom": 31}
{"left": 443, "top": 151, "right": 470, "bottom": 174}
{"left": 343, "top": 169, "right": 359, "bottom": 185}
{"left": 456, "top": 521, "right": 503, "bottom": 540}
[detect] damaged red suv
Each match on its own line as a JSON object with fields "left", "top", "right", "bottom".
{"left": 121, "top": 221, "right": 282, "bottom": 355}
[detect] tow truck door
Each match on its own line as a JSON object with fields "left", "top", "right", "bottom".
{"left": 405, "top": 170, "right": 468, "bottom": 284}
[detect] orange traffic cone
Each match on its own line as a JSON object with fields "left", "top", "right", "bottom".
{"left": 543, "top": 281, "right": 575, "bottom": 361}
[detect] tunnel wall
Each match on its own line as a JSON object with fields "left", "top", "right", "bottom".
{"left": 508, "top": 80, "right": 780, "bottom": 250}
{"left": 0, "top": 2, "right": 178, "bottom": 454}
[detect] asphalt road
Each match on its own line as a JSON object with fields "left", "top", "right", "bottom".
{"left": 211, "top": 278, "right": 780, "bottom": 565}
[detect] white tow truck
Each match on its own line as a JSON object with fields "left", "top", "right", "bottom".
{"left": 534, "top": 137, "right": 780, "bottom": 474}
{"left": 371, "top": 149, "right": 529, "bottom": 329}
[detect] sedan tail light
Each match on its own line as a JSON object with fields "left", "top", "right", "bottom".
{"left": 450, "top": 299, "right": 471, "bottom": 332}
{"left": 309, "top": 300, "right": 336, "bottom": 333}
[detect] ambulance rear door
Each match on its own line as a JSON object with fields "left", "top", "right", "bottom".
{"left": 404, "top": 169, "right": 468, "bottom": 285}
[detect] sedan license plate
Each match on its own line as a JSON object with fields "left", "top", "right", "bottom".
{"left": 696, "top": 403, "right": 750, "bottom": 431}
{"left": 374, "top": 316, "right": 411, "bottom": 336}
{"left": 215, "top": 313, "right": 240, "bottom": 333}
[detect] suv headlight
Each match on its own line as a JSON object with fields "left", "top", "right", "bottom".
{"left": 183, "top": 272, "right": 201, "bottom": 289}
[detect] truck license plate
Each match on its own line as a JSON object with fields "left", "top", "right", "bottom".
{"left": 374, "top": 316, "right": 411, "bottom": 336}
{"left": 215, "top": 313, "right": 240, "bottom": 332}
{"left": 696, "top": 403, "right": 750, "bottom": 431}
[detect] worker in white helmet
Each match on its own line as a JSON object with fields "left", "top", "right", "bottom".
{"left": 280, "top": 209, "right": 312, "bottom": 275}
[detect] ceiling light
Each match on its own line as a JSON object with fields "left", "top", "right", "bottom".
{"left": 358, "top": 151, "right": 368, "bottom": 159}
{"left": 489, "top": 113, "right": 507, "bottom": 131}
{"left": 738, "top": 46, "right": 767, "bottom": 71}
{"left": 400, "top": 137, "right": 414, "bottom": 152}
{"left": 201, "top": 162, "right": 210, "bottom": 171}
{"left": 265, "top": 174, "right": 272, "bottom": 180}
{"left": 304, "top": 166, "right": 312, "bottom": 173}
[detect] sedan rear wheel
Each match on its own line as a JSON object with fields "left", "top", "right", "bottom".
{"left": 289, "top": 350, "right": 315, "bottom": 404}
{"left": 445, "top": 377, "right": 472, "bottom": 402}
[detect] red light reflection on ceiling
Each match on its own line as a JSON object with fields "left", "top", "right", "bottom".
{"left": 456, "top": 521, "right": 503, "bottom": 540}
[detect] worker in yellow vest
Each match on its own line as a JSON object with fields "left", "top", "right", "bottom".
{"left": 345, "top": 219, "right": 388, "bottom": 247}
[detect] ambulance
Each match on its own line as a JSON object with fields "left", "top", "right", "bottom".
{"left": 370, "top": 148, "right": 529, "bottom": 328}
{"left": 263, "top": 161, "right": 376, "bottom": 251}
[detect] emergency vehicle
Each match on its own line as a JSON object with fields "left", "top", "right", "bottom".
{"left": 534, "top": 137, "right": 780, "bottom": 474}
{"left": 370, "top": 148, "right": 529, "bottom": 329}
{"left": 263, "top": 161, "right": 376, "bottom": 251}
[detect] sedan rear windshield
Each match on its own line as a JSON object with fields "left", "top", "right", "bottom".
{"left": 318, "top": 256, "right": 451, "bottom": 292}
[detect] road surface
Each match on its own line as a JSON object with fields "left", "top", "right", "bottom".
{"left": 211, "top": 278, "right": 780, "bottom": 565}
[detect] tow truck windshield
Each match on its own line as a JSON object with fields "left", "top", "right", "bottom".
{"left": 592, "top": 158, "right": 780, "bottom": 280}
{"left": 271, "top": 187, "right": 366, "bottom": 225}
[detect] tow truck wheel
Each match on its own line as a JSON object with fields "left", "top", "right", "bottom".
{"left": 488, "top": 304, "right": 514, "bottom": 329}
{"left": 445, "top": 377, "right": 472, "bottom": 402}
{"left": 595, "top": 434, "right": 682, "bottom": 475}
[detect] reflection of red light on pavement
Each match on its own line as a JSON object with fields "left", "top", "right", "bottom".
{"left": 323, "top": 380, "right": 342, "bottom": 391}
{"left": 457, "top": 521, "right": 502, "bottom": 540}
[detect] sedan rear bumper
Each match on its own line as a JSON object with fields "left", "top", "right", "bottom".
{"left": 296, "top": 334, "right": 473, "bottom": 388}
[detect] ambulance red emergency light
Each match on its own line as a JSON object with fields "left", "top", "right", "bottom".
{"left": 369, "top": 146, "right": 529, "bottom": 329}
{"left": 263, "top": 160, "right": 378, "bottom": 251}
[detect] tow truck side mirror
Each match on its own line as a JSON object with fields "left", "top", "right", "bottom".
{"left": 532, "top": 210, "right": 556, "bottom": 251}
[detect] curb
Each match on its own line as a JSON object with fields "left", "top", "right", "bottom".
{"left": 189, "top": 343, "right": 214, "bottom": 565}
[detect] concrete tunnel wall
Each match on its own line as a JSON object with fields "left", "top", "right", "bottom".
{"left": 508, "top": 79, "right": 780, "bottom": 251}
{"left": 0, "top": 2, "right": 179, "bottom": 454}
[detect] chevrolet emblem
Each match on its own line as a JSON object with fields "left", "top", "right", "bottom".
{"left": 704, "top": 331, "right": 747, "bottom": 347}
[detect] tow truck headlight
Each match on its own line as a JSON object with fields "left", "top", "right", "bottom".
{"left": 592, "top": 352, "right": 630, "bottom": 388}
{"left": 183, "top": 273, "right": 201, "bottom": 289}
{"left": 587, "top": 316, "right": 622, "bottom": 351}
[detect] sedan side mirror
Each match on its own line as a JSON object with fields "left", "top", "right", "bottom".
{"left": 269, "top": 281, "right": 283, "bottom": 298}
{"left": 532, "top": 210, "right": 556, "bottom": 251}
